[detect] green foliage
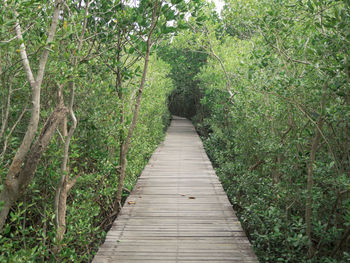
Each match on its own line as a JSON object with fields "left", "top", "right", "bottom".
{"left": 0, "top": 53, "right": 172, "bottom": 261}
{"left": 0, "top": 0, "right": 174, "bottom": 261}
{"left": 2, "top": 0, "right": 350, "bottom": 262}
{"left": 163, "top": 0, "right": 350, "bottom": 261}
{"left": 158, "top": 44, "right": 207, "bottom": 118}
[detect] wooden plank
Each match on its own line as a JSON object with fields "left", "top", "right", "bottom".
{"left": 92, "top": 116, "right": 258, "bottom": 262}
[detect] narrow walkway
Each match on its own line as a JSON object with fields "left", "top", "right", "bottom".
{"left": 93, "top": 117, "right": 258, "bottom": 263}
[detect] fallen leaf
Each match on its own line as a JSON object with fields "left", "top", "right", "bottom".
{"left": 128, "top": 201, "right": 136, "bottom": 205}
{"left": 188, "top": 196, "right": 196, "bottom": 199}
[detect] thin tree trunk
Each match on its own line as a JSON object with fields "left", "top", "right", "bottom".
{"left": 54, "top": 82, "right": 77, "bottom": 248}
{"left": 54, "top": 1, "right": 89, "bottom": 248}
{"left": 305, "top": 91, "right": 327, "bottom": 257}
{"left": 55, "top": 180, "right": 68, "bottom": 245}
{"left": 0, "top": 0, "right": 63, "bottom": 231}
{"left": 58, "top": 85, "right": 67, "bottom": 136}
{"left": 113, "top": 29, "right": 125, "bottom": 212}
{"left": 114, "top": 144, "right": 127, "bottom": 212}
{"left": 113, "top": 0, "right": 159, "bottom": 213}
{"left": 54, "top": 171, "right": 79, "bottom": 251}
{"left": 199, "top": 26, "right": 235, "bottom": 101}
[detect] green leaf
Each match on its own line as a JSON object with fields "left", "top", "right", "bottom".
{"left": 307, "top": 0, "right": 314, "bottom": 13}
{"left": 128, "top": 47, "right": 135, "bottom": 54}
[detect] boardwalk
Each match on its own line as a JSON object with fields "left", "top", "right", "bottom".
{"left": 93, "top": 117, "right": 258, "bottom": 263}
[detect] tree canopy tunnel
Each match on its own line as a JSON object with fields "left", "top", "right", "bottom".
{"left": 168, "top": 86, "right": 198, "bottom": 118}
{"left": 158, "top": 46, "right": 208, "bottom": 119}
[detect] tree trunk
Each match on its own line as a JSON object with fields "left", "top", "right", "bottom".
{"left": 0, "top": 105, "right": 68, "bottom": 230}
{"left": 54, "top": 1, "right": 89, "bottom": 248}
{"left": 54, "top": 172, "right": 79, "bottom": 253}
{"left": 114, "top": 144, "right": 127, "bottom": 212}
{"left": 56, "top": 181, "right": 68, "bottom": 245}
{"left": 58, "top": 85, "right": 68, "bottom": 136}
{"left": 113, "top": 63, "right": 125, "bottom": 212}
{"left": 54, "top": 83, "right": 77, "bottom": 249}
{"left": 305, "top": 91, "right": 326, "bottom": 257}
{"left": 113, "top": 0, "right": 159, "bottom": 213}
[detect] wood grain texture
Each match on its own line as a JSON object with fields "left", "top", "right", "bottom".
{"left": 93, "top": 116, "right": 258, "bottom": 262}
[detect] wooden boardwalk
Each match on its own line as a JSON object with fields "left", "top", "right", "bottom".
{"left": 93, "top": 117, "right": 258, "bottom": 263}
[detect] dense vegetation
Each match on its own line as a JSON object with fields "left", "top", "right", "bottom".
{"left": 164, "top": 0, "right": 350, "bottom": 262}
{"left": 0, "top": 0, "right": 349, "bottom": 262}
{"left": 0, "top": 0, "right": 200, "bottom": 261}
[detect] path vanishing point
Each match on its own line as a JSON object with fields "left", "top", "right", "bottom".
{"left": 93, "top": 116, "right": 259, "bottom": 263}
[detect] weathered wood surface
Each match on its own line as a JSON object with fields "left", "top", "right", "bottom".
{"left": 93, "top": 116, "right": 258, "bottom": 263}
